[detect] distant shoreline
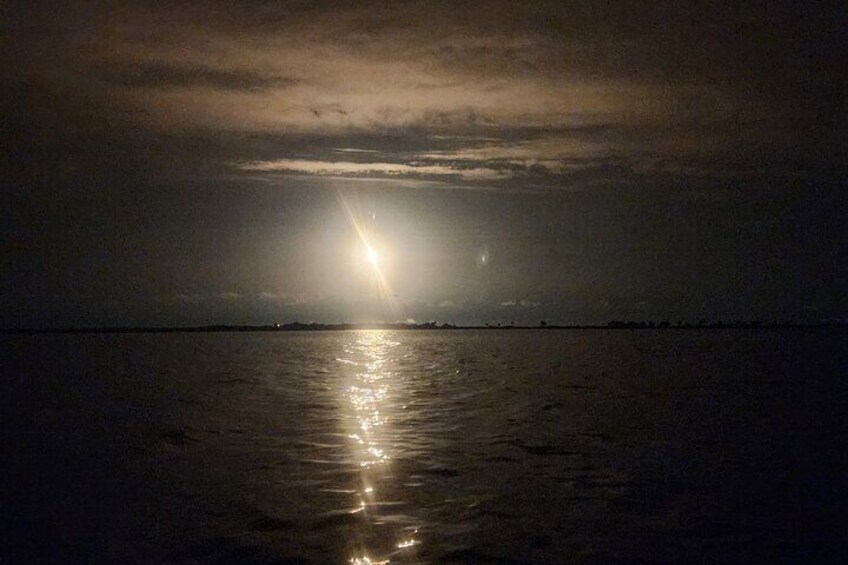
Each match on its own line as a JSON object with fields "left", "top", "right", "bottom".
{"left": 3, "top": 321, "right": 846, "bottom": 335}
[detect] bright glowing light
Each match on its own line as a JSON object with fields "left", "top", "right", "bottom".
{"left": 337, "top": 192, "right": 400, "bottom": 319}
{"left": 366, "top": 245, "right": 379, "bottom": 267}
{"left": 397, "top": 539, "right": 419, "bottom": 549}
{"left": 349, "top": 557, "right": 389, "bottom": 565}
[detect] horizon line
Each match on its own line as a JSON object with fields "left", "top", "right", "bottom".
{"left": 3, "top": 320, "right": 846, "bottom": 335}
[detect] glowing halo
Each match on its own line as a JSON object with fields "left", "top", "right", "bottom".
{"left": 337, "top": 191, "right": 401, "bottom": 320}
{"left": 366, "top": 245, "right": 379, "bottom": 267}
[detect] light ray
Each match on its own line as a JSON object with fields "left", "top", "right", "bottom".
{"left": 338, "top": 191, "right": 401, "bottom": 320}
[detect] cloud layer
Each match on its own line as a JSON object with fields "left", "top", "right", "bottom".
{"left": 9, "top": 0, "right": 843, "bottom": 191}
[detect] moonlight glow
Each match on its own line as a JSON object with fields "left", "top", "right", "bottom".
{"left": 337, "top": 191, "right": 400, "bottom": 321}
{"left": 366, "top": 245, "right": 379, "bottom": 267}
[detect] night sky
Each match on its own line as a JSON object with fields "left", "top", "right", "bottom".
{"left": 3, "top": 1, "right": 846, "bottom": 327}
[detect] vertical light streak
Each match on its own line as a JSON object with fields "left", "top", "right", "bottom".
{"left": 337, "top": 191, "right": 401, "bottom": 321}
{"left": 341, "top": 331, "right": 421, "bottom": 564}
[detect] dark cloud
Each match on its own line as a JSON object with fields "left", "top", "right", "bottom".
{"left": 95, "top": 61, "right": 300, "bottom": 92}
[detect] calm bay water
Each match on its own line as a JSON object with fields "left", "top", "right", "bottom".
{"left": 2, "top": 329, "right": 846, "bottom": 563}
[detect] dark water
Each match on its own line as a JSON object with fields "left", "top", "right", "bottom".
{"left": 2, "top": 329, "right": 846, "bottom": 564}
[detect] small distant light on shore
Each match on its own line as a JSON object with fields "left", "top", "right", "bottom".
{"left": 349, "top": 556, "right": 389, "bottom": 565}
{"left": 397, "top": 539, "right": 419, "bottom": 549}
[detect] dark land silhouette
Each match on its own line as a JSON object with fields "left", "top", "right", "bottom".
{"left": 3, "top": 320, "right": 845, "bottom": 334}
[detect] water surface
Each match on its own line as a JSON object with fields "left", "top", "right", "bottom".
{"left": 2, "top": 329, "right": 846, "bottom": 563}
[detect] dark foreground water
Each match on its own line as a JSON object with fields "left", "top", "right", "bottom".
{"left": 2, "top": 329, "right": 846, "bottom": 564}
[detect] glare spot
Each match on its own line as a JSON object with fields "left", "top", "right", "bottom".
{"left": 366, "top": 245, "right": 379, "bottom": 267}
{"left": 477, "top": 246, "right": 490, "bottom": 268}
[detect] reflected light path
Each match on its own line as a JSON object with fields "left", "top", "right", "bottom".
{"left": 336, "top": 331, "right": 421, "bottom": 564}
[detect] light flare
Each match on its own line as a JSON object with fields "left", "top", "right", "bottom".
{"left": 366, "top": 245, "right": 379, "bottom": 267}
{"left": 337, "top": 191, "right": 401, "bottom": 320}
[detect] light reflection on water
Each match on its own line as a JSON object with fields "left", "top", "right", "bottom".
{"left": 4, "top": 330, "right": 842, "bottom": 562}
{"left": 337, "top": 331, "right": 421, "bottom": 564}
